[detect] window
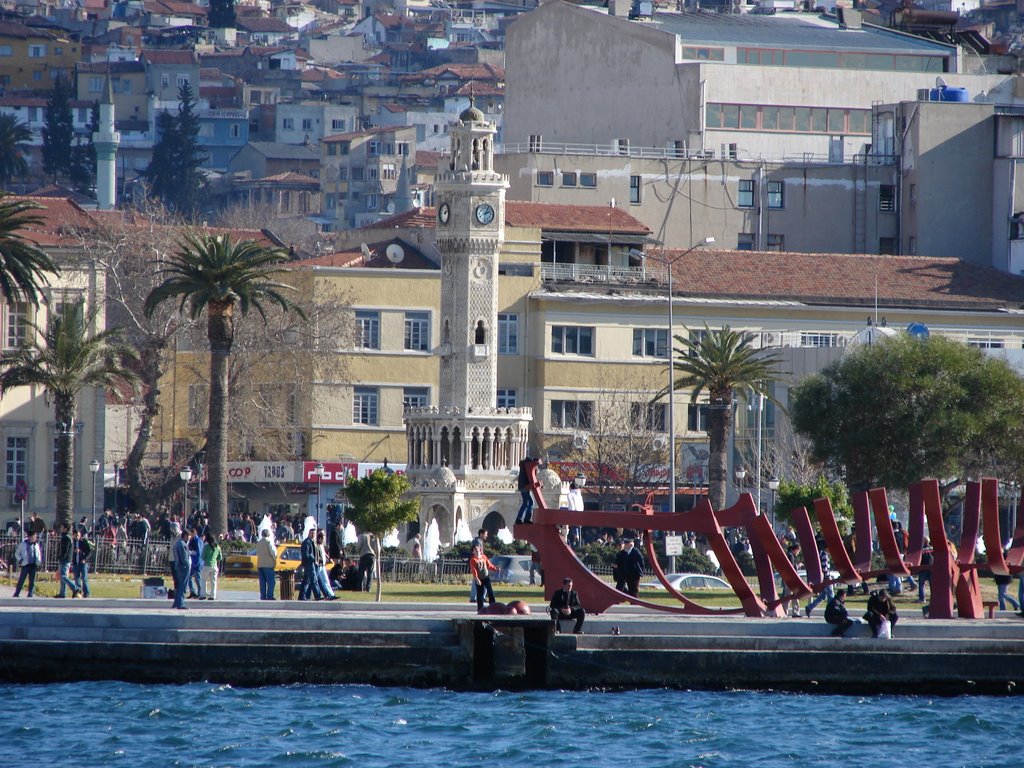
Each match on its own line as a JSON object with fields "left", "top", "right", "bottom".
{"left": 551, "top": 326, "right": 594, "bottom": 356}
{"left": 879, "top": 237, "right": 897, "bottom": 255}
{"left": 368, "top": 140, "right": 381, "bottom": 155}
{"left": 353, "top": 387, "right": 379, "bottom": 425}
{"left": 175, "top": 74, "right": 189, "bottom": 88}
{"left": 382, "top": 162, "right": 397, "bottom": 180}
{"left": 351, "top": 167, "right": 364, "bottom": 181}
{"left": 404, "top": 311, "right": 429, "bottom": 351}
{"left": 324, "top": 193, "right": 335, "bottom": 210}
{"left": 766, "top": 234, "right": 784, "bottom": 251}
{"left": 27, "top": 107, "right": 38, "bottom": 122}
{"left": 629, "top": 175, "right": 641, "bottom": 204}
{"left": 630, "top": 402, "right": 667, "bottom": 432}
{"left": 536, "top": 171, "right": 553, "bottom": 187}
{"left": 249, "top": 90, "right": 262, "bottom": 105}
{"left": 561, "top": 171, "right": 577, "bottom": 187}
{"left": 579, "top": 172, "right": 597, "bottom": 189}
{"left": 767, "top": 181, "right": 784, "bottom": 209}
{"left": 737, "top": 233, "right": 755, "bottom": 251}
{"left": 908, "top": 236, "right": 916, "bottom": 255}
{"left": 366, "top": 193, "right": 378, "bottom": 210}
{"left": 88, "top": 76, "right": 103, "bottom": 92}
{"left": 331, "top": 119, "right": 346, "bottom": 131}
{"left": 909, "top": 184, "right": 917, "bottom": 205}
{"left": 5, "top": 436, "right": 27, "bottom": 488}
{"left": 879, "top": 185, "right": 896, "bottom": 212}
{"left": 550, "top": 400, "right": 593, "bottom": 429}
{"left": 198, "top": 124, "right": 214, "bottom": 138}
{"left": 283, "top": 117, "right": 295, "bottom": 130}
{"left": 5, "top": 302, "right": 27, "bottom": 348}
{"left": 28, "top": 45, "right": 46, "bottom": 58}
{"left": 967, "top": 338, "right": 1005, "bottom": 349}
{"left": 687, "top": 404, "right": 711, "bottom": 432}
{"left": 0, "top": 45, "right": 11, "bottom": 56}
{"left": 160, "top": 73, "right": 170, "bottom": 88}
{"left": 33, "top": 71, "right": 42, "bottom": 82}
{"left": 800, "top": 332, "right": 839, "bottom": 348}
{"left": 497, "top": 389, "right": 517, "bottom": 409}
{"left": 403, "top": 387, "right": 429, "bottom": 410}
{"left": 498, "top": 313, "right": 518, "bottom": 355}
{"left": 632, "top": 328, "right": 668, "bottom": 358}
{"left": 302, "top": 118, "right": 313, "bottom": 131}
{"left": 77, "top": 107, "right": 88, "bottom": 122}
{"left": 187, "top": 383, "right": 208, "bottom": 428}
{"left": 738, "top": 179, "right": 755, "bottom": 208}
{"left": 356, "top": 310, "right": 380, "bottom": 349}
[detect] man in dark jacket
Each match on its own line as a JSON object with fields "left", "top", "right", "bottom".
{"left": 56, "top": 523, "right": 79, "bottom": 598}
{"left": 299, "top": 527, "right": 319, "bottom": 600}
{"left": 549, "top": 577, "right": 586, "bottom": 634}
{"left": 621, "top": 539, "right": 645, "bottom": 596}
{"left": 824, "top": 590, "right": 855, "bottom": 637}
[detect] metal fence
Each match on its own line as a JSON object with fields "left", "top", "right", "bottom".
{"left": 0, "top": 533, "right": 172, "bottom": 576}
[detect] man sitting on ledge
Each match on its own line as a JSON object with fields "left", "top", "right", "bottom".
{"left": 549, "top": 577, "right": 586, "bottom": 634}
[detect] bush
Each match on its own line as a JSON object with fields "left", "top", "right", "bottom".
{"left": 579, "top": 542, "right": 617, "bottom": 570}
{"left": 733, "top": 549, "right": 757, "bottom": 577}
{"left": 673, "top": 548, "right": 718, "bottom": 575}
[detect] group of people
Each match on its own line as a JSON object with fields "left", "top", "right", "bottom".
{"left": 11, "top": 525, "right": 94, "bottom": 599}
{"left": 823, "top": 588, "right": 899, "bottom": 638}
{"left": 168, "top": 527, "right": 224, "bottom": 608}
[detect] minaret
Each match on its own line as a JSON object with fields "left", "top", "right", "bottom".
{"left": 93, "top": 77, "right": 120, "bottom": 211}
{"left": 433, "top": 97, "right": 506, "bottom": 411}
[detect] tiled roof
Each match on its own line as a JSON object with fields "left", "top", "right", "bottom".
{"left": 409, "top": 63, "right": 504, "bottom": 81}
{"left": 0, "top": 20, "right": 54, "bottom": 39}
{"left": 5, "top": 196, "right": 97, "bottom": 246}
{"left": 452, "top": 81, "right": 504, "bottom": 97}
{"left": 238, "top": 17, "right": 295, "bottom": 33}
{"left": 301, "top": 238, "right": 437, "bottom": 270}
{"left": 144, "top": 0, "right": 207, "bottom": 16}
{"left": 322, "top": 125, "right": 414, "bottom": 143}
{"left": 255, "top": 171, "right": 319, "bottom": 185}
{"left": 415, "top": 150, "right": 441, "bottom": 169}
{"left": 141, "top": 49, "right": 197, "bottom": 65}
{"left": 655, "top": 249, "right": 1024, "bottom": 309}
{"left": 362, "top": 207, "right": 437, "bottom": 229}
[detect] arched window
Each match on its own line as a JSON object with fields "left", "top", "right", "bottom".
{"left": 475, "top": 320, "right": 486, "bottom": 345}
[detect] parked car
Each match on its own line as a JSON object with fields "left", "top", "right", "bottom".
{"left": 224, "top": 542, "right": 303, "bottom": 577}
{"left": 490, "top": 555, "right": 537, "bottom": 585}
{"left": 640, "top": 573, "right": 732, "bottom": 591}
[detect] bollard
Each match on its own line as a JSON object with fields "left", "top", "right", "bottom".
{"left": 278, "top": 570, "right": 294, "bottom": 600}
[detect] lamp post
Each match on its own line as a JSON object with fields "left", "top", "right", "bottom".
{"left": 195, "top": 452, "right": 204, "bottom": 517}
{"left": 179, "top": 466, "right": 193, "bottom": 526}
{"left": 314, "top": 461, "right": 325, "bottom": 531}
{"left": 647, "top": 236, "right": 715, "bottom": 518}
{"left": 768, "top": 476, "right": 780, "bottom": 530}
{"left": 735, "top": 466, "right": 747, "bottom": 496}
{"left": 89, "top": 459, "right": 99, "bottom": 536}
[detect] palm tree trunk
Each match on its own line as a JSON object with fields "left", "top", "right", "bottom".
{"left": 707, "top": 398, "right": 732, "bottom": 511}
{"left": 55, "top": 395, "right": 75, "bottom": 528}
{"left": 207, "top": 301, "right": 233, "bottom": 537}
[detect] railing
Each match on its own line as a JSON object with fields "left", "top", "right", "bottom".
{"left": 0, "top": 533, "right": 171, "bottom": 577}
{"left": 540, "top": 263, "right": 649, "bottom": 283}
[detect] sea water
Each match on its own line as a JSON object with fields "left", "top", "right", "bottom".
{"left": 3, "top": 683, "right": 1018, "bottom": 767}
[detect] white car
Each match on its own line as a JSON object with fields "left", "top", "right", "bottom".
{"left": 490, "top": 555, "right": 537, "bottom": 585}
{"left": 640, "top": 573, "right": 732, "bottom": 591}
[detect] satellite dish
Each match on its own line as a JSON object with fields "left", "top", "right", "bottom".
{"left": 360, "top": 242, "right": 373, "bottom": 260}
{"left": 907, "top": 322, "right": 930, "bottom": 340}
{"left": 385, "top": 243, "right": 405, "bottom": 265}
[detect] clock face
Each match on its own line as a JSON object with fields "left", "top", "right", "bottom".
{"left": 438, "top": 203, "right": 450, "bottom": 225}
{"left": 474, "top": 203, "right": 495, "bottom": 225}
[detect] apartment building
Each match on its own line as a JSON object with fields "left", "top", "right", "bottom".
{"left": 0, "top": 20, "right": 79, "bottom": 91}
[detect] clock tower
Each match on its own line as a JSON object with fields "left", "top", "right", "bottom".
{"left": 403, "top": 100, "right": 533, "bottom": 545}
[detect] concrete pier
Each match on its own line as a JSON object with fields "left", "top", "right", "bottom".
{"left": 1, "top": 598, "right": 1023, "bottom": 694}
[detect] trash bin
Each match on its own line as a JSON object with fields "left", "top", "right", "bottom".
{"left": 278, "top": 569, "right": 294, "bottom": 600}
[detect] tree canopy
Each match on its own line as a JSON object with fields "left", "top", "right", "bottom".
{"left": 0, "top": 194, "right": 57, "bottom": 307}
{"left": 344, "top": 470, "right": 419, "bottom": 601}
{"left": 145, "top": 83, "right": 206, "bottom": 217}
{"left": 773, "top": 475, "right": 854, "bottom": 535}
{"left": 0, "top": 113, "right": 31, "bottom": 185}
{"left": 790, "top": 334, "right": 1024, "bottom": 492}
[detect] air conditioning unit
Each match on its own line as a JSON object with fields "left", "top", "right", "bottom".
{"left": 614, "top": 137, "right": 630, "bottom": 155}
{"left": 652, "top": 436, "right": 668, "bottom": 451}
{"left": 572, "top": 433, "right": 589, "bottom": 450}
{"left": 762, "top": 332, "right": 777, "bottom": 347}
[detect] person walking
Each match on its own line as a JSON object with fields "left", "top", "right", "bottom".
{"left": 298, "top": 527, "right": 320, "bottom": 600}
{"left": 621, "top": 539, "right": 645, "bottom": 597}
{"left": 315, "top": 529, "right": 337, "bottom": 600}
{"left": 13, "top": 530, "right": 42, "bottom": 597}
{"left": 171, "top": 529, "right": 191, "bottom": 610}
{"left": 549, "top": 577, "right": 586, "bottom": 634}
{"left": 469, "top": 544, "right": 497, "bottom": 611}
{"left": 187, "top": 527, "right": 203, "bottom": 599}
{"left": 55, "top": 523, "right": 79, "bottom": 598}
{"left": 72, "top": 529, "right": 92, "bottom": 598}
{"left": 804, "top": 545, "right": 833, "bottom": 617}
{"left": 255, "top": 528, "right": 277, "bottom": 600}
{"left": 200, "top": 532, "right": 222, "bottom": 600}
{"left": 469, "top": 528, "right": 489, "bottom": 604}
{"left": 357, "top": 531, "right": 377, "bottom": 592}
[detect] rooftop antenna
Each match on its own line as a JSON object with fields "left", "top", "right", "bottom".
{"left": 874, "top": 273, "right": 879, "bottom": 326}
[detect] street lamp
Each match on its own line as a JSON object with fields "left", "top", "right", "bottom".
{"left": 735, "top": 466, "right": 747, "bottom": 492}
{"left": 645, "top": 236, "right": 715, "bottom": 518}
{"left": 179, "top": 466, "right": 193, "bottom": 525}
{"left": 768, "top": 475, "right": 780, "bottom": 529}
{"left": 89, "top": 459, "right": 100, "bottom": 536}
{"left": 195, "top": 452, "right": 204, "bottom": 517}
{"left": 314, "top": 462, "right": 326, "bottom": 531}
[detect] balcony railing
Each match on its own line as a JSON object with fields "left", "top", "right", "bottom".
{"left": 540, "top": 263, "right": 648, "bottom": 283}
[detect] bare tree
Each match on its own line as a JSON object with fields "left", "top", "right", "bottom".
{"left": 215, "top": 201, "right": 325, "bottom": 255}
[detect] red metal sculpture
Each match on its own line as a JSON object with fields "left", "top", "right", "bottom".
{"left": 514, "top": 459, "right": 1020, "bottom": 619}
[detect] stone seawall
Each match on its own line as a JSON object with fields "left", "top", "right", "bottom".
{"left": 1, "top": 599, "right": 1022, "bottom": 694}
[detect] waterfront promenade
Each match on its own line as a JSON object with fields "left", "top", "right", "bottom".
{"left": 1, "top": 588, "right": 1023, "bottom": 694}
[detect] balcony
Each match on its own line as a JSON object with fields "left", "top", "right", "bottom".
{"left": 539, "top": 262, "right": 648, "bottom": 283}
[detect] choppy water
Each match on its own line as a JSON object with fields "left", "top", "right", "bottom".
{"left": 3, "top": 683, "right": 1018, "bottom": 767}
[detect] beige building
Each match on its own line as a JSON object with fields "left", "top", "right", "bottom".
{"left": 1, "top": 198, "right": 107, "bottom": 529}
{"left": 0, "top": 19, "right": 79, "bottom": 91}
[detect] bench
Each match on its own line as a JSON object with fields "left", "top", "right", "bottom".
{"left": 983, "top": 600, "right": 998, "bottom": 619}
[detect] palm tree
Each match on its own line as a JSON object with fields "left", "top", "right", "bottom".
{"left": 0, "top": 301, "right": 138, "bottom": 527}
{"left": 0, "top": 194, "right": 58, "bottom": 308}
{"left": 657, "top": 325, "right": 784, "bottom": 511}
{"left": 144, "top": 232, "right": 304, "bottom": 536}
{"left": 0, "top": 114, "right": 32, "bottom": 186}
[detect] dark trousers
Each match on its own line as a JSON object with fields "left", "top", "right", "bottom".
{"left": 550, "top": 607, "right": 585, "bottom": 633}
{"left": 299, "top": 564, "right": 321, "bottom": 599}
{"left": 13, "top": 564, "right": 37, "bottom": 596}
{"left": 828, "top": 618, "right": 854, "bottom": 637}
{"left": 358, "top": 554, "right": 375, "bottom": 592}
{"left": 476, "top": 577, "right": 495, "bottom": 610}
{"left": 516, "top": 489, "right": 533, "bottom": 523}
{"left": 625, "top": 576, "right": 640, "bottom": 597}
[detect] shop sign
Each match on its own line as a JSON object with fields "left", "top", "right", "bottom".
{"left": 226, "top": 461, "right": 298, "bottom": 483}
